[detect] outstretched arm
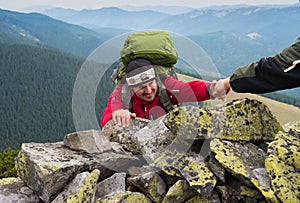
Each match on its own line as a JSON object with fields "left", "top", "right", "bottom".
{"left": 229, "top": 37, "right": 300, "bottom": 93}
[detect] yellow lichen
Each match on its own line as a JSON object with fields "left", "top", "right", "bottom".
{"left": 0, "top": 177, "right": 21, "bottom": 186}
{"left": 40, "top": 162, "right": 62, "bottom": 175}
{"left": 15, "top": 151, "right": 29, "bottom": 180}
{"left": 251, "top": 178, "right": 280, "bottom": 203}
{"left": 181, "top": 160, "right": 216, "bottom": 194}
{"left": 239, "top": 185, "right": 261, "bottom": 198}
{"left": 265, "top": 129, "right": 300, "bottom": 202}
{"left": 210, "top": 139, "right": 249, "bottom": 177}
{"left": 66, "top": 169, "right": 100, "bottom": 203}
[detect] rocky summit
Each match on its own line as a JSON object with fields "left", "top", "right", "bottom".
{"left": 0, "top": 98, "right": 299, "bottom": 203}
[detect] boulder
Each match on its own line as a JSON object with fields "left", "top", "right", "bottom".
{"left": 15, "top": 142, "right": 140, "bottom": 203}
{"left": 265, "top": 129, "right": 300, "bottom": 202}
{"left": 4, "top": 98, "right": 299, "bottom": 203}
{"left": 164, "top": 98, "right": 282, "bottom": 141}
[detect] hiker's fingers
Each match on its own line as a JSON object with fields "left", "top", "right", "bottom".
{"left": 112, "top": 109, "right": 132, "bottom": 127}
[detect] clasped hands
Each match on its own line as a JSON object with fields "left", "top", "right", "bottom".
{"left": 210, "top": 77, "right": 231, "bottom": 100}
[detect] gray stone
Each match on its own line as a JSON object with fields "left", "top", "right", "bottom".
{"left": 0, "top": 178, "right": 42, "bottom": 203}
{"left": 52, "top": 169, "right": 100, "bottom": 203}
{"left": 127, "top": 171, "right": 166, "bottom": 202}
{"left": 15, "top": 142, "right": 141, "bottom": 203}
{"left": 164, "top": 98, "right": 282, "bottom": 142}
{"left": 162, "top": 180, "right": 197, "bottom": 203}
{"left": 96, "top": 191, "right": 152, "bottom": 203}
{"left": 95, "top": 172, "right": 126, "bottom": 198}
{"left": 64, "top": 129, "right": 115, "bottom": 153}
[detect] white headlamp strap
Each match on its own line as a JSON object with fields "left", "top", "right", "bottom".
{"left": 126, "top": 68, "right": 156, "bottom": 87}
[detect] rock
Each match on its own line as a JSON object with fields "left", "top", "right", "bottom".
{"left": 133, "top": 116, "right": 181, "bottom": 163}
{"left": 0, "top": 177, "right": 42, "bottom": 203}
{"left": 164, "top": 98, "right": 282, "bottom": 142}
{"left": 101, "top": 119, "right": 149, "bottom": 155}
{"left": 208, "top": 154, "right": 226, "bottom": 183}
{"left": 154, "top": 150, "right": 216, "bottom": 197}
{"left": 127, "top": 171, "right": 166, "bottom": 202}
{"left": 265, "top": 130, "right": 300, "bottom": 202}
{"left": 96, "top": 191, "right": 151, "bottom": 203}
{"left": 162, "top": 180, "right": 197, "bottom": 203}
{"left": 15, "top": 142, "right": 141, "bottom": 202}
{"left": 52, "top": 169, "right": 100, "bottom": 203}
{"left": 95, "top": 172, "right": 126, "bottom": 198}
{"left": 6, "top": 98, "right": 299, "bottom": 203}
{"left": 63, "top": 129, "right": 117, "bottom": 153}
{"left": 185, "top": 191, "right": 220, "bottom": 203}
{"left": 210, "top": 139, "right": 279, "bottom": 202}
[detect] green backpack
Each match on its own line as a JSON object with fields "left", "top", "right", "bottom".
{"left": 112, "top": 30, "right": 178, "bottom": 85}
{"left": 111, "top": 30, "right": 179, "bottom": 114}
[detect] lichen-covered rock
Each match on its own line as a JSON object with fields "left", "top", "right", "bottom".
{"left": 95, "top": 172, "right": 126, "bottom": 199}
{"left": 0, "top": 177, "right": 42, "bottom": 203}
{"left": 97, "top": 191, "right": 151, "bottom": 203}
{"left": 15, "top": 142, "right": 140, "bottom": 202}
{"left": 185, "top": 191, "right": 220, "bottom": 203}
{"left": 127, "top": 171, "right": 166, "bottom": 202}
{"left": 265, "top": 130, "right": 300, "bottom": 202}
{"left": 208, "top": 154, "right": 226, "bottom": 183}
{"left": 162, "top": 180, "right": 197, "bottom": 203}
{"left": 153, "top": 150, "right": 216, "bottom": 197}
{"left": 164, "top": 98, "right": 282, "bottom": 142}
{"left": 217, "top": 174, "right": 263, "bottom": 201}
{"left": 101, "top": 118, "right": 149, "bottom": 154}
{"left": 52, "top": 169, "right": 100, "bottom": 203}
{"left": 283, "top": 120, "right": 300, "bottom": 133}
{"left": 133, "top": 116, "right": 183, "bottom": 162}
{"left": 210, "top": 139, "right": 279, "bottom": 202}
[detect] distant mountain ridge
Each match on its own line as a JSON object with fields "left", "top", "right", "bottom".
{"left": 43, "top": 7, "right": 170, "bottom": 30}
{"left": 0, "top": 9, "right": 105, "bottom": 56}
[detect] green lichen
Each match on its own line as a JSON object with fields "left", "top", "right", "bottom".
{"left": 163, "top": 106, "right": 211, "bottom": 140}
{"left": 15, "top": 151, "right": 29, "bottom": 181}
{"left": 210, "top": 139, "right": 249, "bottom": 179}
{"left": 210, "top": 138, "right": 276, "bottom": 201}
{"left": 180, "top": 160, "right": 216, "bottom": 195}
{"left": 153, "top": 150, "right": 216, "bottom": 196}
{"left": 239, "top": 185, "right": 261, "bottom": 198}
{"left": 162, "top": 180, "right": 195, "bottom": 203}
{"left": 251, "top": 178, "right": 279, "bottom": 203}
{"left": 0, "top": 177, "right": 21, "bottom": 186}
{"left": 265, "top": 130, "right": 300, "bottom": 203}
{"left": 164, "top": 98, "right": 282, "bottom": 142}
{"left": 40, "top": 162, "right": 62, "bottom": 175}
{"left": 66, "top": 169, "right": 100, "bottom": 203}
{"left": 185, "top": 191, "right": 220, "bottom": 203}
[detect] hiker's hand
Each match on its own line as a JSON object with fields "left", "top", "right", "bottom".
{"left": 112, "top": 109, "right": 136, "bottom": 128}
{"left": 211, "top": 78, "right": 231, "bottom": 100}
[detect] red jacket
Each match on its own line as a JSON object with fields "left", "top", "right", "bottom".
{"left": 100, "top": 76, "right": 211, "bottom": 127}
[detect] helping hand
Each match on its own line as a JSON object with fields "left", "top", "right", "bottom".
{"left": 210, "top": 77, "right": 231, "bottom": 100}
{"left": 112, "top": 109, "right": 136, "bottom": 128}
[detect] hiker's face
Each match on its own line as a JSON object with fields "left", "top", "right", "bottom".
{"left": 132, "top": 80, "right": 157, "bottom": 102}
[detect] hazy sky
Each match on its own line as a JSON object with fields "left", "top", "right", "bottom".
{"left": 0, "top": 0, "right": 298, "bottom": 12}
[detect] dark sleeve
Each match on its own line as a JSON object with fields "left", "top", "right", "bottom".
{"left": 230, "top": 37, "right": 300, "bottom": 94}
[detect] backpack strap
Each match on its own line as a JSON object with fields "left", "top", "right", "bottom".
{"left": 156, "top": 75, "right": 176, "bottom": 112}
{"left": 121, "top": 84, "right": 133, "bottom": 112}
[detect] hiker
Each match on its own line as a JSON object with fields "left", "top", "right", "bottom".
{"left": 100, "top": 58, "right": 221, "bottom": 127}
{"left": 214, "top": 36, "right": 300, "bottom": 96}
